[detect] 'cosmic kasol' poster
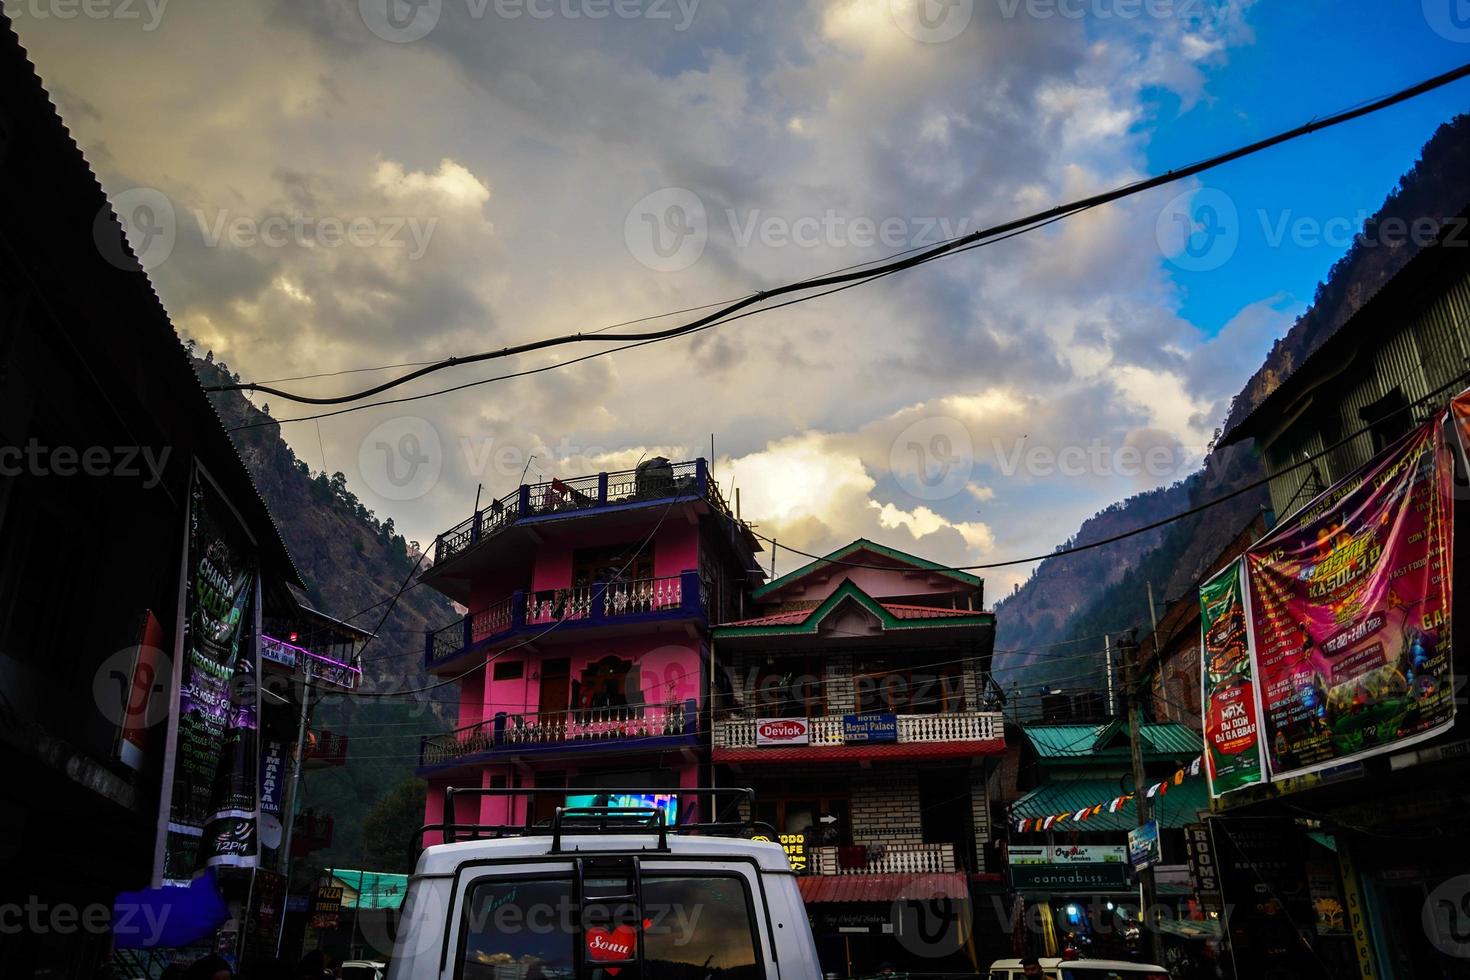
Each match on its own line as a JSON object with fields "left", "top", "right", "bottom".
{"left": 1244, "top": 419, "right": 1454, "bottom": 781}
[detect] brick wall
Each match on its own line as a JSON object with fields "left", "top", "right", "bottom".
{"left": 848, "top": 772, "right": 924, "bottom": 844}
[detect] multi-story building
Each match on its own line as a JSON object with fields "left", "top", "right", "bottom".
{"left": 416, "top": 458, "right": 761, "bottom": 835}
{"left": 709, "top": 540, "right": 1006, "bottom": 975}
{"left": 1211, "top": 207, "right": 1470, "bottom": 979}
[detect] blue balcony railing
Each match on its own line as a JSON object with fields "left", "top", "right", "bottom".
{"left": 419, "top": 698, "right": 698, "bottom": 768}
{"left": 432, "top": 459, "right": 713, "bottom": 567}
{"left": 424, "top": 570, "right": 709, "bottom": 670}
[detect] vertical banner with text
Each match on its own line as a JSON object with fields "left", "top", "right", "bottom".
{"left": 159, "top": 480, "right": 258, "bottom": 884}
{"left": 1200, "top": 558, "right": 1266, "bottom": 796}
{"left": 1244, "top": 420, "right": 1454, "bottom": 781}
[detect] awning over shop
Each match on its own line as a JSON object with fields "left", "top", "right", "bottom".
{"left": 328, "top": 869, "right": 409, "bottom": 910}
{"left": 797, "top": 873, "right": 968, "bottom": 904}
{"left": 1011, "top": 778, "right": 1209, "bottom": 832}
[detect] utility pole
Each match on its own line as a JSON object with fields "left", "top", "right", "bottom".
{"left": 276, "top": 664, "right": 313, "bottom": 957}
{"left": 1118, "top": 628, "right": 1161, "bottom": 966}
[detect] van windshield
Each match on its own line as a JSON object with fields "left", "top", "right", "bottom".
{"left": 459, "top": 874, "right": 763, "bottom": 980}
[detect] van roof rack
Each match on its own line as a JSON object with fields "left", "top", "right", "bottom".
{"left": 413, "top": 786, "right": 776, "bottom": 856}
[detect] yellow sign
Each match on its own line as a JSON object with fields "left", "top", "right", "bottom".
{"left": 1337, "top": 846, "right": 1376, "bottom": 978}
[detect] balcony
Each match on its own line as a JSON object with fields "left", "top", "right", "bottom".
{"left": 424, "top": 570, "right": 709, "bottom": 672}
{"left": 419, "top": 699, "right": 698, "bottom": 769}
{"left": 810, "top": 842, "right": 956, "bottom": 875}
{"left": 711, "top": 710, "right": 1004, "bottom": 762}
{"left": 432, "top": 459, "right": 721, "bottom": 569}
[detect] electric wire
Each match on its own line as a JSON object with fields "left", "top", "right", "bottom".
{"left": 205, "top": 60, "right": 1470, "bottom": 408}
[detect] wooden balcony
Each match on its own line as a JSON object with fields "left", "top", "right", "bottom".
{"left": 419, "top": 699, "right": 698, "bottom": 769}
{"left": 424, "top": 571, "right": 708, "bottom": 672}
{"left": 712, "top": 710, "right": 1004, "bottom": 762}
{"left": 810, "top": 842, "right": 956, "bottom": 875}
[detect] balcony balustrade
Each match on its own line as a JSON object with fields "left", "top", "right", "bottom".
{"left": 424, "top": 571, "right": 706, "bottom": 669}
{"left": 420, "top": 699, "right": 696, "bottom": 767}
{"left": 433, "top": 460, "right": 712, "bottom": 566}
{"left": 810, "top": 842, "right": 956, "bottom": 875}
{"left": 711, "top": 710, "right": 1003, "bottom": 750}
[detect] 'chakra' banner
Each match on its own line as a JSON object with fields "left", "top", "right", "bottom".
{"left": 1244, "top": 420, "right": 1454, "bottom": 781}
{"left": 1200, "top": 559, "right": 1265, "bottom": 796}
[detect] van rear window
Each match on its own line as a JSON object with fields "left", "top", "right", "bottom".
{"left": 458, "top": 875, "right": 762, "bottom": 980}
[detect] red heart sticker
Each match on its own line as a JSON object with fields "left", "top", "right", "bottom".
{"left": 586, "top": 924, "right": 637, "bottom": 975}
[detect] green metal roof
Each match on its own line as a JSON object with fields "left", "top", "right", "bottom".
{"left": 1011, "top": 777, "right": 1210, "bottom": 832}
{"left": 1023, "top": 722, "right": 1201, "bottom": 762}
{"left": 752, "top": 538, "right": 983, "bottom": 599}
{"left": 328, "top": 869, "right": 409, "bottom": 910}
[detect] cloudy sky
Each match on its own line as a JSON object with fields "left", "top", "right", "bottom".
{"left": 12, "top": 0, "right": 1470, "bottom": 596}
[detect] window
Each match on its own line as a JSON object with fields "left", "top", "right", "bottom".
{"left": 749, "top": 655, "right": 826, "bottom": 717}
{"left": 460, "top": 877, "right": 576, "bottom": 980}
{"left": 494, "top": 661, "right": 525, "bottom": 681}
{"left": 573, "top": 542, "right": 655, "bottom": 587}
{"left": 854, "top": 655, "right": 966, "bottom": 714}
{"left": 1359, "top": 386, "right": 1411, "bottom": 454}
{"left": 457, "top": 874, "right": 762, "bottom": 980}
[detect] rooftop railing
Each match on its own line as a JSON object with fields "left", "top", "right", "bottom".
{"left": 433, "top": 459, "right": 713, "bottom": 567}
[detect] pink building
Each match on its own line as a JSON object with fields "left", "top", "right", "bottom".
{"left": 416, "top": 458, "right": 761, "bottom": 838}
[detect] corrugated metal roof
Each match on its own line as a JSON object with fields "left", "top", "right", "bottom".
{"left": 1023, "top": 723, "right": 1201, "bottom": 760}
{"left": 797, "top": 872, "right": 968, "bottom": 904}
{"left": 330, "top": 869, "right": 409, "bottom": 910}
{"left": 1010, "top": 777, "right": 1210, "bottom": 832}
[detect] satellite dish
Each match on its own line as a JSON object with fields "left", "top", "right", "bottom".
{"left": 259, "top": 814, "right": 283, "bottom": 849}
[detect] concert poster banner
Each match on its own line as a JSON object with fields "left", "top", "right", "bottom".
{"left": 1199, "top": 559, "right": 1266, "bottom": 796}
{"left": 1243, "top": 419, "right": 1454, "bottom": 781}
{"left": 158, "top": 479, "right": 259, "bottom": 884}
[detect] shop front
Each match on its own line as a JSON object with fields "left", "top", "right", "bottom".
{"left": 798, "top": 873, "right": 977, "bottom": 977}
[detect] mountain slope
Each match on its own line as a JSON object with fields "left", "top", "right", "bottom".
{"left": 191, "top": 352, "right": 456, "bottom": 870}
{"left": 993, "top": 113, "right": 1470, "bottom": 691}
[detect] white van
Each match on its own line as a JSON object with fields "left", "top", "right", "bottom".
{"left": 387, "top": 788, "right": 822, "bottom": 980}
{"left": 987, "top": 957, "right": 1170, "bottom": 980}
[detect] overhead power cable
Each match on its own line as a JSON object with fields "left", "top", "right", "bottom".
{"left": 206, "top": 60, "right": 1470, "bottom": 408}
